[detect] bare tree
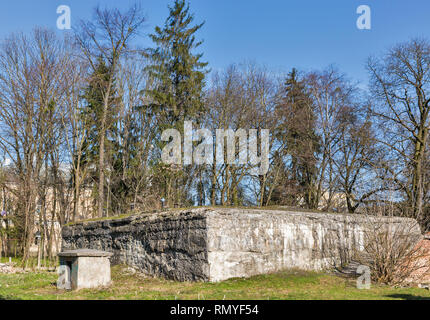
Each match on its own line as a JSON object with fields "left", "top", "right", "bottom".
{"left": 333, "top": 105, "right": 382, "bottom": 213}
{"left": 0, "top": 28, "right": 72, "bottom": 264}
{"left": 205, "top": 63, "right": 276, "bottom": 206}
{"left": 368, "top": 38, "right": 430, "bottom": 228}
{"left": 75, "top": 4, "right": 145, "bottom": 217}
{"left": 60, "top": 39, "right": 90, "bottom": 223}
{"left": 112, "top": 53, "right": 159, "bottom": 212}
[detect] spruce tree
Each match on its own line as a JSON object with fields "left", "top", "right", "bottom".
{"left": 276, "top": 69, "right": 320, "bottom": 208}
{"left": 146, "top": 0, "right": 208, "bottom": 207}
{"left": 80, "top": 57, "right": 119, "bottom": 215}
{"left": 146, "top": 0, "right": 208, "bottom": 126}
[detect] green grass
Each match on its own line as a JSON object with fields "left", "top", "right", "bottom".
{"left": 64, "top": 212, "right": 138, "bottom": 226}
{"left": 1, "top": 266, "right": 429, "bottom": 300}
{"left": 0, "top": 257, "right": 21, "bottom": 264}
{"left": 0, "top": 256, "right": 58, "bottom": 269}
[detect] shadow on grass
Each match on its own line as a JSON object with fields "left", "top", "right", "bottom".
{"left": 385, "top": 294, "right": 430, "bottom": 300}
{"left": 0, "top": 295, "right": 21, "bottom": 300}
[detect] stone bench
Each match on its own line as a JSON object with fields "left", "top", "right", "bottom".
{"left": 57, "top": 249, "right": 113, "bottom": 290}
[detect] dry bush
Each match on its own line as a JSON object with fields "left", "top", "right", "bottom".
{"left": 357, "top": 204, "right": 427, "bottom": 285}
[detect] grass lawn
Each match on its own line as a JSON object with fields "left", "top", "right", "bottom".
{"left": 1, "top": 266, "right": 430, "bottom": 300}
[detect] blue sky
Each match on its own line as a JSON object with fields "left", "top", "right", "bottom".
{"left": 0, "top": 0, "right": 429, "bottom": 87}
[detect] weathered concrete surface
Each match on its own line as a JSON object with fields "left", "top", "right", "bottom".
{"left": 62, "top": 210, "right": 208, "bottom": 281}
{"left": 61, "top": 208, "right": 422, "bottom": 282}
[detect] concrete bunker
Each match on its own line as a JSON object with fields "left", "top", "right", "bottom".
{"left": 61, "top": 208, "right": 422, "bottom": 282}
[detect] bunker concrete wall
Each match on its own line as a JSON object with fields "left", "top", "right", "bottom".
{"left": 61, "top": 210, "right": 209, "bottom": 281}
{"left": 61, "top": 208, "right": 422, "bottom": 282}
{"left": 205, "top": 209, "right": 421, "bottom": 281}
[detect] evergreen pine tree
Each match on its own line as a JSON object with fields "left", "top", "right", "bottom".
{"left": 146, "top": 0, "right": 208, "bottom": 207}
{"left": 80, "top": 57, "right": 119, "bottom": 213}
{"left": 276, "top": 69, "right": 321, "bottom": 208}
{"left": 146, "top": 0, "right": 208, "bottom": 127}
